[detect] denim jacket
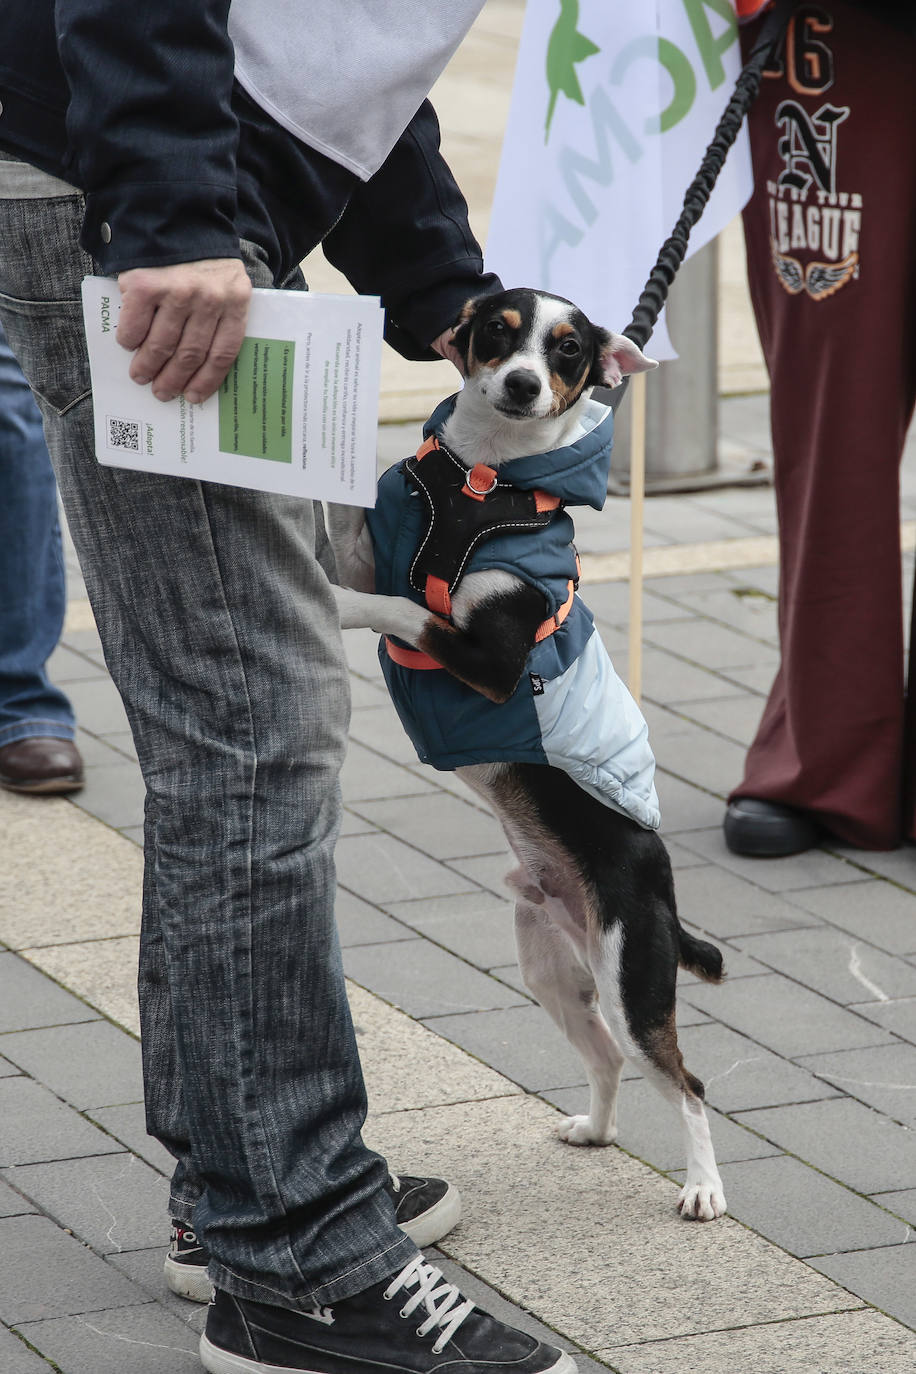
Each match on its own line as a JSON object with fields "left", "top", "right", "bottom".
{"left": 0, "top": 3, "right": 499, "bottom": 357}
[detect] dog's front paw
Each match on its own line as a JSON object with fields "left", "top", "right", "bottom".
{"left": 677, "top": 1179, "right": 727, "bottom": 1221}
{"left": 557, "top": 1115, "right": 617, "bottom": 1147}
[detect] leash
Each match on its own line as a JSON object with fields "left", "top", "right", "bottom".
{"left": 621, "top": 0, "right": 797, "bottom": 356}
{"left": 617, "top": 0, "right": 796, "bottom": 700}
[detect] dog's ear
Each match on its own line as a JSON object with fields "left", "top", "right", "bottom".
{"left": 450, "top": 297, "right": 481, "bottom": 366}
{"left": 589, "top": 330, "right": 658, "bottom": 389}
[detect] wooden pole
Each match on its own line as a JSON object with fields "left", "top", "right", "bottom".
{"left": 628, "top": 370, "right": 647, "bottom": 703}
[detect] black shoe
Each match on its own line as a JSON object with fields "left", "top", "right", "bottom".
{"left": 199, "top": 1257, "right": 576, "bottom": 1374}
{"left": 164, "top": 1220, "right": 210, "bottom": 1302}
{"left": 724, "top": 798, "right": 820, "bottom": 857}
{"left": 165, "top": 1174, "right": 463, "bottom": 1303}
{"left": 386, "top": 1172, "right": 461, "bottom": 1248}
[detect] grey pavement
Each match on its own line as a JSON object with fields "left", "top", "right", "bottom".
{"left": 1, "top": 391, "right": 915, "bottom": 1374}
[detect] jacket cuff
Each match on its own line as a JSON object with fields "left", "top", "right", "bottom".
{"left": 385, "top": 268, "right": 503, "bottom": 362}
{"left": 81, "top": 181, "right": 242, "bottom": 274}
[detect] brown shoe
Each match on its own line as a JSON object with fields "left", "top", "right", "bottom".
{"left": 0, "top": 737, "right": 84, "bottom": 794}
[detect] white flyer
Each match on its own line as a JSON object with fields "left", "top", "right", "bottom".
{"left": 81, "top": 276, "right": 384, "bottom": 507}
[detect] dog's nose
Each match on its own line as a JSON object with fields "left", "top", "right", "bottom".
{"left": 503, "top": 369, "right": 541, "bottom": 405}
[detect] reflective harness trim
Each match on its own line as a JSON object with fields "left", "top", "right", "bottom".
{"left": 384, "top": 435, "right": 575, "bottom": 672}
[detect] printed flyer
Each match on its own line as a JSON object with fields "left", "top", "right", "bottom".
{"left": 81, "top": 277, "right": 384, "bottom": 507}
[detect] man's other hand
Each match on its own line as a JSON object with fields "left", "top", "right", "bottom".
{"left": 116, "top": 258, "right": 252, "bottom": 404}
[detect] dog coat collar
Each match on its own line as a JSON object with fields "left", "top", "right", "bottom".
{"left": 405, "top": 433, "right": 562, "bottom": 618}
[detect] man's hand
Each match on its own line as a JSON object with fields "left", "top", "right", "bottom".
{"left": 116, "top": 258, "right": 252, "bottom": 404}
{"left": 431, "top": 327, "right": 466, "bottom": 376}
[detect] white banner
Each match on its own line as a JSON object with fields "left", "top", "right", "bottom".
{"left": 486, "top": 0, "right": 753, "bottom": 359}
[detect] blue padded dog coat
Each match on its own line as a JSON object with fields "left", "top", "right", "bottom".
{"left": 365, "top": 396, "right": 661, "bottom": 830}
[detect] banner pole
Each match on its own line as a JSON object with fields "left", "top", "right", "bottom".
{"left": 628, "top": 370, "right": 647, "bottom": 704}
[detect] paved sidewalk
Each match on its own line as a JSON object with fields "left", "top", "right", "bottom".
{"left": 2, "top": 6, "right": 916, "bottom": 1369}
{"left": 1, "top": 394, "right": 916, "bottom": 1374}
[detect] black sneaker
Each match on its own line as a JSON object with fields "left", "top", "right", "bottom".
{"left": 199, "top": 1256, "right": 577, "bottom": 1374}
{"left": 387, "top": 1172, "right": 461, "bottom": 1248}
{"left": 165, "top": 1174, "right": 463, "bottom": 1303}
{"left": 164, "top": 1220, "right": 210, "bottom": 1302}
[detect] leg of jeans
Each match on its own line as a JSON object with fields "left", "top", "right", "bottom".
{"left": 0, "top": 318, "right": 75, "bottom": 746}
{"left": 0, "top": 194, "right": 415, "bottom": 1309}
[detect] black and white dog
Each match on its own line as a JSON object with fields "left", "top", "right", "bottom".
{"left": 330, "top": 289, "right": 727, "bottom": 1221}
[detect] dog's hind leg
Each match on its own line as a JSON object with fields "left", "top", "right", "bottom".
{"left": 587, "top": 917, "right": 727, "bottom": 1221}
{"left": 513, "top": 894, "right": 625, "bottom": 1146}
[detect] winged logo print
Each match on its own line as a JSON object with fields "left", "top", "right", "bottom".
{"left": 771, "top": 243, "right": 805, "bottom": 295}
{"left": 805, "top": 252, "right": 859, "bottom": 300}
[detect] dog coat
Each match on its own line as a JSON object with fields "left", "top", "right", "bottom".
{"left": 365, "top": 396, "right": 661, "bottom": 830}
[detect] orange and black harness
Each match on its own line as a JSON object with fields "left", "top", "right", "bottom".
{"left": 384, "top": 434, "right": 578, "bottom": 671}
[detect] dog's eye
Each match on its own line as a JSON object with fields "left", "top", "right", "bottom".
{"left": 558, "top": 338, "right": 582, "bottom": 357}
{"left": 484, "top": 319, "right": 506, "bottom": 337}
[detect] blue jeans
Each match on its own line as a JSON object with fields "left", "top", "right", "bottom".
{"left": 0, "top": 317, "right": 75, "bottom": 747}
{"left": 0, "top": 183, "right": 416, "bottom": 1308}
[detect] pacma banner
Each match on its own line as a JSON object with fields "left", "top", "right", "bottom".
{"left": 486, "top": 0, "right": 754, "bottom": 358}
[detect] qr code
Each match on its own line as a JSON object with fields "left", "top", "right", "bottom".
{"left": 107, "top": 416, "right": 140, "bottom": 452}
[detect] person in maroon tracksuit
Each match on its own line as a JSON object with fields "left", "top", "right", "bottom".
{"left": 725, "top": 0, "right": 916, "bottom": 856}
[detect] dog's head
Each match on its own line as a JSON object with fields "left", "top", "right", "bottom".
{"left": 451, "top": 288, "right": 657, "bottom": 422}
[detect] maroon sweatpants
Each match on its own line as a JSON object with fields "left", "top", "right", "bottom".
{"left": 733, "top": 2, "right": 916, "bottom": 848}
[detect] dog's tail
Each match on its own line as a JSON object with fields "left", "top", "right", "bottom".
{"left": 677, "top": 924, "right": 725, "bottom": 983}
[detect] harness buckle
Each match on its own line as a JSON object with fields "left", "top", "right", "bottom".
{"left": 462, "top": 463, "right": 498, "bottom": 501}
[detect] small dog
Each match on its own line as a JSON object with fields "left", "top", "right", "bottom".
{"left": 330, "top": 288, "right": 727, "bottom": 1220}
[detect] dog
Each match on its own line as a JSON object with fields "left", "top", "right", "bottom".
{"left": 329, "top": 288, "right": 727, "bottom": 1221}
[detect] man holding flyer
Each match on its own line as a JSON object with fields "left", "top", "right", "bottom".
{"left": 0, "top": 6, "right": 578, "bottom": 1372}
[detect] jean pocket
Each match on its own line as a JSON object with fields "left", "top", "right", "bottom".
{"left": 0, "top": 292, "right": 92, "bottom": 416}
{"left": 0, "top": 193, "right": 96, "bottom": 415}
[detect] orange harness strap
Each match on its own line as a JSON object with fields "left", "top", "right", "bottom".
{"left": 385, "top": 578, "right": 577, "bottom": 671}
{"left": 384, "top": 436, "right": 574, "bottom": 671}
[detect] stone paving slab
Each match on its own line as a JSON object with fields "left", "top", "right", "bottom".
{"left": 733, "top": 1098, "right": 916, "bottom": 1196}
{"left": 0, "top": 1022, "right": 143, "bottom": 1112}
{"left": 852, "top": 996, "right": 916, "bottom": 1042}
{"left": 15, "top": 1304, "right": 201, "bottom": 1374}
{"left": 602, "top": 1310, "right": 916, "bottom": 1374}
{"left": 0, "top": 1216, "right": 143, "bottom": 1325}
{"left": 3, "top": 1154, "right": 169, "bottom": 1257}
{"left": 348, "top": 792, "right": 504, "bottom": 862}
{"left": 337, "top": 827, "right": 478, "bottom": 903}
{"left": 709, "top": 1153, "right": 909, "bottom": 1258}
{"left": 379, "top": 891, "right": 521, "bottom": 971}
{"left": 344, "top": 937, "right": 527, "bottom": 1020}
{"left": 670, "top": 864, "right": 821, "bottom": 939}
{"left": 683, "top": 972, "right": 896, "bottom": 1059}
{"left": 0, "top": 1180, "right": 35, "bottom": 1219}
{"left": 87, "top": 1105, "right": 176, "bottom": 1177}
{"left": 334, "top": 889, "right": 410, "bottom": 947}
{"left": 794, "top": 1041, "right": 916, "bottom": 1127}
{"left": 0, "top": 1079, "right": 124, "bottom": 1168}
{"left": 732, "top": 926, "right": 916, "bottom": 1005}
{"left": 809, "top": 1246, "right": 916, "bottom": 1331}
{"left": 0, "top": 954, "right": 100, "bottom": 1034}
{"left": 0, "top": 1326, "right": 54, "bottom": 1374}
{"left": 782, "top": 879, "right": 916, "bottom": 957}
{"left": 673, "top": 1020, "right": 843, "bottom": 1114}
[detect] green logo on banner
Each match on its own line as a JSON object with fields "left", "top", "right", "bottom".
{"left": 545, "top": 0, "right": 600, "bottom": 141}
{"left": 218, "top": 336, "right": 295, "bottom": 464}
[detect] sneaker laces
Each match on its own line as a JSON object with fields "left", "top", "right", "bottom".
{"left": 383, "top": 1255, "right": 475, "bottom": 1355}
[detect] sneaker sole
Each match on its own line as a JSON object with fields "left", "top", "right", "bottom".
{"left": 200, "top": 1333, "right": 578, "bottom": 1374}
{"left": 168, "top": 1186, "right": 463, "bottom": 1305}
{"left": 164, "top": 1254, "right": 212, "bottom": 1303}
